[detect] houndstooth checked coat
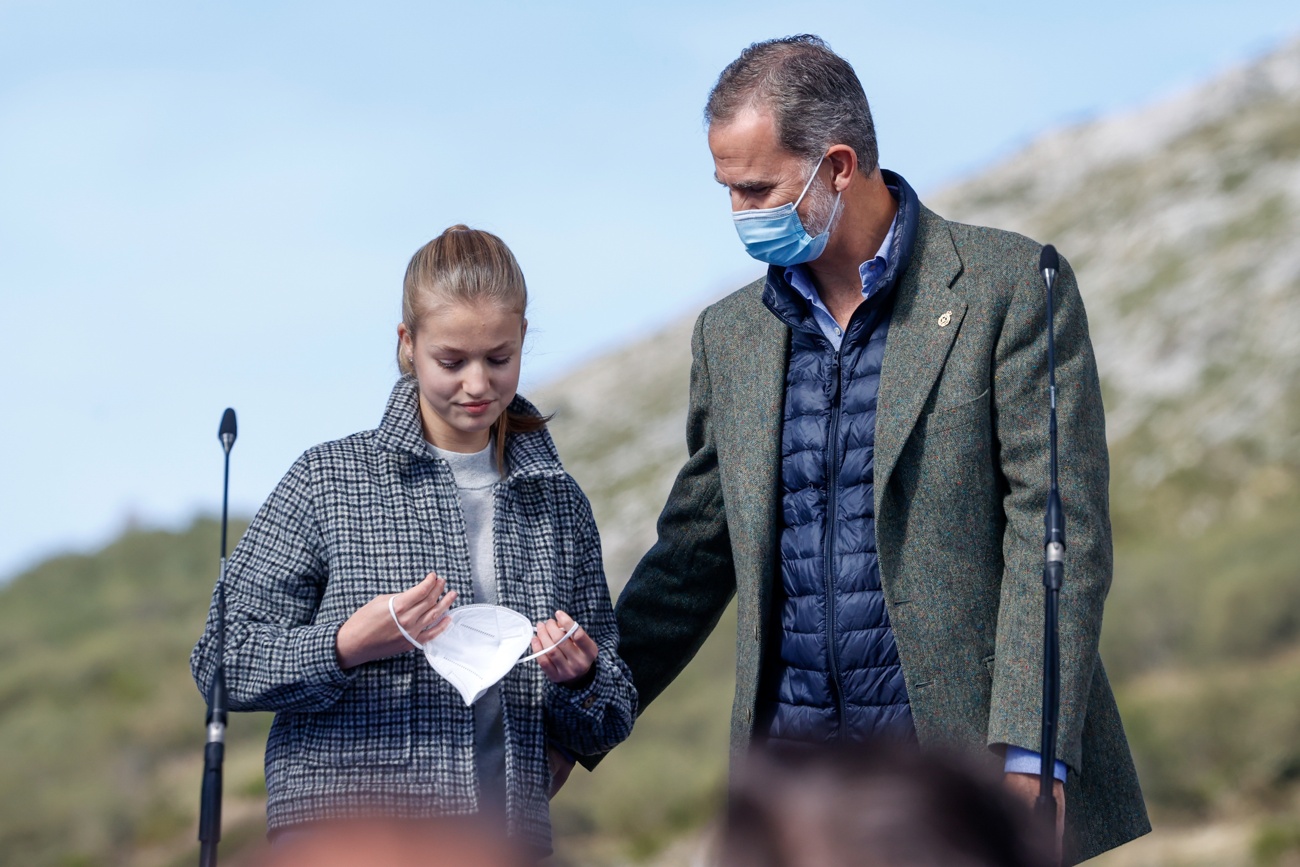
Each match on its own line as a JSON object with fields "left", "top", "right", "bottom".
{"left": 190, "top": 376, "right": 636, "bottom": 854}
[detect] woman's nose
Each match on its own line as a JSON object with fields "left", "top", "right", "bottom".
{"left": 462, "top": 364, "right": 490, "bottom": 395}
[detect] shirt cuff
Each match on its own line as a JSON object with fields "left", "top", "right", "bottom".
{"left": 1003, "top": 745, "right": 1067, "bottom": 782}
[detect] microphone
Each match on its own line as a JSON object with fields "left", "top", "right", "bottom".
{"left": 1039, "top": 244, "right": 1059, "bottom": 291}
{"left": 200, "top": 408, "right": 237, "bottom": 867}
{"left": 1036, "top": 246, "right": 1065, "bottom": 851}
{"left": 1039, "top": 248, "right": 1064, "bottom": 552}
{"left": 219, "top": 408, "right": 237, "bottom": 454}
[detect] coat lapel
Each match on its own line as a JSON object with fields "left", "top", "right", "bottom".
{"left": 711, "top": 284, "right": 789, "bottom": 612}
{"left": 875, "top": 208, "right": 966, "bottom": 494}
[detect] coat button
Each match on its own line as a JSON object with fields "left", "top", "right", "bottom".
{"left": 938, "top": 310, "right": 953, "bottom": 327}
{"left": 582, "top": 695, "right": 596, "bottom": 709}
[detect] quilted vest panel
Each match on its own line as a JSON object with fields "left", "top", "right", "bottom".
{"left": 758, "top": 171, "right": 921, "bottom": 745}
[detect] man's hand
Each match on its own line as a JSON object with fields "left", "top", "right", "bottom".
{"left": 547, "top": 745, "right": 576, "bottom": 798}
{"left": 1004, "top": 772, "right": 1064, "bottom": 863}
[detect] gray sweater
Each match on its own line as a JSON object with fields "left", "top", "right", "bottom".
{"left": 425, "top": 439, "right": 506, "bottom": 817}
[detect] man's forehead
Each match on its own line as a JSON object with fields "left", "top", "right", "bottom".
{"left": 709, "top": 106, "right": 800, "bottom": 186}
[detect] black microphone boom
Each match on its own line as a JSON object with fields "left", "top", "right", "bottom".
{"left": 200, "top": 408, "right": 237, "bottom": 867}
{"left": 1036, "top": 246, "right": 1065, "bottom": 845}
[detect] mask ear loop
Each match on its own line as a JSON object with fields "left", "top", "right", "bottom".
{"left": 791, "top": 152, "right": 829, "bottom": 210}
{"left": 389, "top": 596, "right": 430, "bottom": 650}
{"left": 518, "top": 621, "right": 580, "bottom": 663}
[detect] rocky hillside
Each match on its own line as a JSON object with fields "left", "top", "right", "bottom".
{"left": 929, "top": 36, "right": 1300, "bottom": 537}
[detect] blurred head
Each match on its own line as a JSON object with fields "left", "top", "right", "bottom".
{"left": 718, "top": 743, "right": 1047, "bottom": 867}
{"left": 397, "top": 225, "right": 545, "bottom": 465}
{"left": 253, "top": 817, "right": 528, "bottom": 867}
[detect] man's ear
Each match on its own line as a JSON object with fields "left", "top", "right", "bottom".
{"left": 826, "top": 144, "right": 859, "bottom": 192}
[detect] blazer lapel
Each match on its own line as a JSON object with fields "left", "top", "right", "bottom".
{"left": 875, "top": 208, "right": 966, "bottom": 494}
{"left": 711, "top": 285, "right": 789, "bottom": 614}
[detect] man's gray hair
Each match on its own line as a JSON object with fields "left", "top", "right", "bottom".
{"left": 705, "top": 35, "right": 879, "bottom": 174}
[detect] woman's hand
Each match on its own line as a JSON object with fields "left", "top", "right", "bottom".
{"left": 533, "top": 610, "right": 599, "bottom": 688}
{"left": 335, "top": 571, "right": 457, "bottom": 670}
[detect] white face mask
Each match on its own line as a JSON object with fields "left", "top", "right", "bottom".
{"left": 388, "top": 598, "right": 579, "bottom": 705}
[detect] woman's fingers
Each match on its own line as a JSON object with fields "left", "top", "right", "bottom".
{"left": 532, "top": 612, "right": 597, "bottom": 685}
{"left": 553, "top": 610, "right": 598, "bottom": 658}
{"left": 418, "top": 611, "right": 454, "bottom": 642}
{"left": 416, "top": 589, "right": 457, "bottom": 636}
{"left": 396, "top": 572, "right": 445, "bottom": 616}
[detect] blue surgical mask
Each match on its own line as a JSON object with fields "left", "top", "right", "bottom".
{"left": 731, "top": 154, "right": 841, "bottom": 266}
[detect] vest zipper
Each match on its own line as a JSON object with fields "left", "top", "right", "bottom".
{"left": 824, "top": 349, "right": 848, "bottom": 732}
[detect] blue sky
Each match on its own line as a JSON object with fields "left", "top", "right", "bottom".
{"left": 3, "top": 0, "right": 1299, "bottom": 580}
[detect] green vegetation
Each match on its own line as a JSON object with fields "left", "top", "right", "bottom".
{"left": 0, "top": 520, "right": 272, "bottom": 867}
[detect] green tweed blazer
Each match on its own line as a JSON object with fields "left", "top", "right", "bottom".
{"left": 612, "top": 204, "right": 1150, "bottom": 862}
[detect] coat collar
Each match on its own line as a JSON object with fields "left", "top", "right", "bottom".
{"left": 375, "top": 376, "right": 565, "bottom": 482}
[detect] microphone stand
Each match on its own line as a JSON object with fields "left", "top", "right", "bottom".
{"left": 1036, "top": 246, "right": 1065, "bottom": 843}
{"left": 199, "top": 409, "right": 237, "bottom": 867}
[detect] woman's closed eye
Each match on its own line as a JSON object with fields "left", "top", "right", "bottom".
{"left": 488, "top": 356, "right": 513, "bottom": 367}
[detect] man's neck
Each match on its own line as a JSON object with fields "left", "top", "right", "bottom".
{"left": 805, "top": 170, "right": 897, "bottom": 327}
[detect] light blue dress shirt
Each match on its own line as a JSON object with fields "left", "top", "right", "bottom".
{"left": 781, "top": 199, "right": 1067, "bottom": 784}
{"left": 783, "top": 208, "right": 897, "bottom": 352}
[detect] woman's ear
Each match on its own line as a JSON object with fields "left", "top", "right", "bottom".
{"left": 521, "top": 317, "right": 528, "bottom": 342}
{"left": 398, "top": 322, "right": 413, "bottom": 356}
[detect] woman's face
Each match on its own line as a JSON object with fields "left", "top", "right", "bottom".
{"left": 400, "top": 301, "right": 525, "bottom": 453}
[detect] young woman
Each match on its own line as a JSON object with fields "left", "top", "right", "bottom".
{"left": 191, "top": 225, "right": 636, "bottom": 858}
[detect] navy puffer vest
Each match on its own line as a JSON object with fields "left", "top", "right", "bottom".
{"left": 759, "top": 171, "right": 920, "bottom": 744}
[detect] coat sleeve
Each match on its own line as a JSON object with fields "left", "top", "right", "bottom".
{"left": 986, "top": 253, "right": 1112, "bottom": 774}
{"left": 190, "top": 451, "right": 356, "bottom": 713}
{"left": 611, "top": 308, "right": 738, "bottom": 716}
{"left": 544, "top": 488, "right": 638, "bottom": 756}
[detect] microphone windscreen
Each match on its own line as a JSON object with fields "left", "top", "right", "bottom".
{"left": 1039, "top": 245, "right": 1059, "bottom": 274}
{"left": 219, "top": 408, "right": 238, "bottom": 444}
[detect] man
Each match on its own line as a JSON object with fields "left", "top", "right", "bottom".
{"left": 607, "top": 36, "right": 1149, "bottom": 862}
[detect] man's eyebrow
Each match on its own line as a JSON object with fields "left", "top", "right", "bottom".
{"left": 713, "top": 174, "right": 772, "bottom": 192}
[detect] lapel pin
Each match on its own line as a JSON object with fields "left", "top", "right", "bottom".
{"left": 938, "top": 310, "right": 953, "bottom": 327}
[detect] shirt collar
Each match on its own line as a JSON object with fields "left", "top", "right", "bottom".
{"left": 783, "top": 187, "right": 900, "bottom": 308}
